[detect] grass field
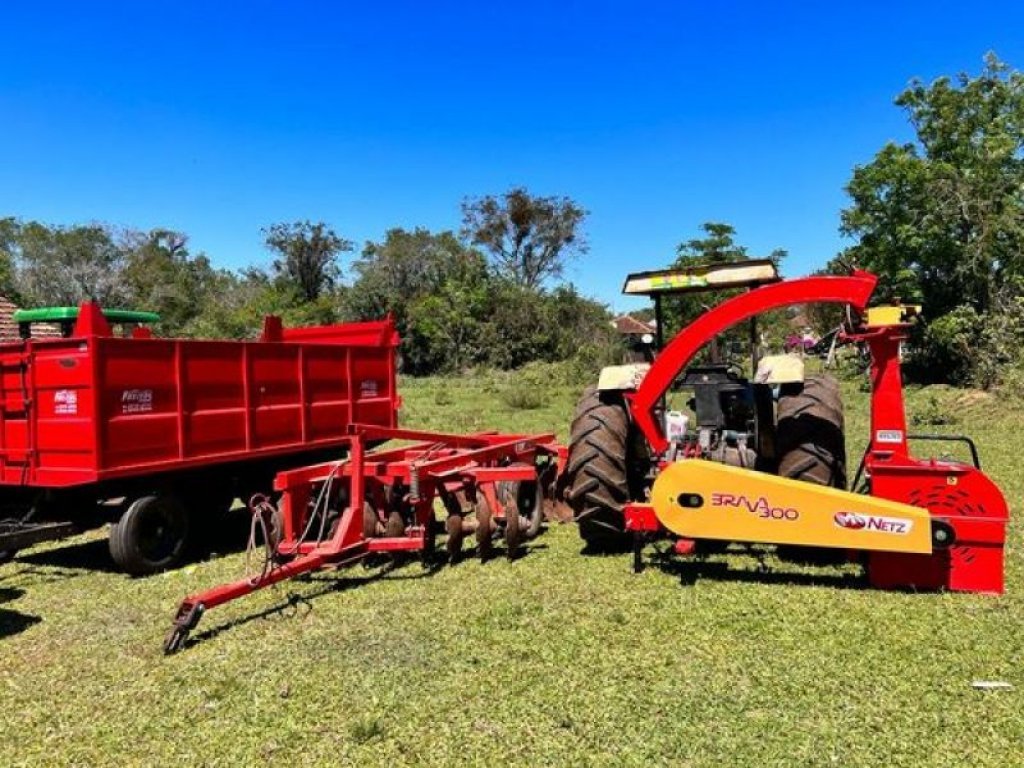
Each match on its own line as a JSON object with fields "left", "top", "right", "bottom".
{"left": 0, "top": 367, "right": 1021, "bottom": 766}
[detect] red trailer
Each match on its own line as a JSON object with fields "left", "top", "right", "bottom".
{"left": 0, "top": 302, "right": 399, "bottom": 574}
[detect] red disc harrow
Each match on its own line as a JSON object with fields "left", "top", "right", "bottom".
{"left": 164, "top": 425, "right": 564, "bottom": 653}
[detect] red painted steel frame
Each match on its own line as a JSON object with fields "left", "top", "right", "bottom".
{"left": 166, "top": 425, "right": 561, "bottom": 650}
{"left": 629, "top": 272, "right": 878, "bottom": 454}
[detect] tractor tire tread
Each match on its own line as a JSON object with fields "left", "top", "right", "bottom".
{"left": 564, "top": 386, "right": 644, "bottom": 551}
{"left": 777, "top": 374, "right": 847, "bottom": 490}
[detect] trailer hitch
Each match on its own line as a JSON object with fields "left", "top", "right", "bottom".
{"left": 163, "top": 600, "right": 204, "bottom": 655}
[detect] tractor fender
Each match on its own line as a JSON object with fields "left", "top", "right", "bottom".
{"left": 754, "top": 354, "right": 805, "bottom": 385}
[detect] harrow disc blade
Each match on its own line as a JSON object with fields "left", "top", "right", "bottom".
{"left": 475, "top": 497, "right": 493, "bottom": 560}
{"left": 445, "top": 513, "right": 464, "bottom": 562}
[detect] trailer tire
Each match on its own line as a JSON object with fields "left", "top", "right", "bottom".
{"left": 776, "top": 374, "right": 846, "bottom": 489}
{"left": 565, "top": 386, "right": 647, "bottom": 552}
{"left": 109, "top": 495, "right": 192, "bottom": 575}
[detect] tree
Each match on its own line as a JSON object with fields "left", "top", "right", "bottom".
{"left": 120, "top": 229, "right": 229, "bottom": 334}
{"left": 346, "top": 228, "right": 491, "bottom": 374}
{"left": 666, "top": 222, "right": 788, "bottom": 346}
{"left": 677, "top": 222, "right": 749, "bottom": 266}
{"left": 346, "top": 227, "right": 614, "bottom": 374}
{"left": 460, "top": 187, "right": 588, "bottom": 289}
{"left": 676, "top": 221, "right": 786, "bottom": 270}
{"left": 347, "top": 228, "right": 487, "bottom": 325}
{"left": 263, "top": 221, "right": 352, "bottom": 302}
{"left": 0, "top": 218, "right": 21, "bottom": 301}
{"left": 5, "top": 220, "right": 128, "bottom": 306}
{"left": 840, "top": 53, "right": 1024, "bottom": 386}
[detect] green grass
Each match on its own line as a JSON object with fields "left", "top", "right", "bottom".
{"left": 0, "top": 369, "right": 1021, "bottom": 766}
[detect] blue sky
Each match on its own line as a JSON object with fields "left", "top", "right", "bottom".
{"left": 2, "top": 2, "right": 1022, "bottom": 312}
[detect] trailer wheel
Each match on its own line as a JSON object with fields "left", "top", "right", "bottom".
{"left": 109, "top": 495, "right": 191, "bottom": 575}
{"left": 385, "top": 509, "right": 406, "bottom": 538}
{"left": 776, "top": 374, "right": 846, "bottom": 488}
{"left": 264, "top": 500, "right": 285, "bottom": 555}
{"left": 565, "top": 386, "right": 648, "bottom": 551}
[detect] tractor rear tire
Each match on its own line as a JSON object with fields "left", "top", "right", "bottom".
{"left": 565, "top": 386, "right": 646, "bottom": 552}
{"left": 776, "top": 374, "right": 847, "bottom": 489}
{"left": 775, "top": 374, "right": 847, "bottom": 565}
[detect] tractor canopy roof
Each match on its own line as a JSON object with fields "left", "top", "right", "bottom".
{"left": 622, "top": 258, "right": 780, "bottom": 297}
{"left": 14, "top": 306, "right": 161, "bottom": 325}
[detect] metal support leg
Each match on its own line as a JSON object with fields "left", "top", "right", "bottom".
{"left": 632, "top": 532, "right": 644, "bottom": 573}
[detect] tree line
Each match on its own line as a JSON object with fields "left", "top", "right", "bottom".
{"left": 1, "top": 54, "right": 1020, "bottom": 387}
{"left": 0, "top": 190, "right": 616, "bottom": 376}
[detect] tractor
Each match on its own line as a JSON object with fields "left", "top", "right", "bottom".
{"left": 564, "top": 261, "right": 1008, "bottom": 593}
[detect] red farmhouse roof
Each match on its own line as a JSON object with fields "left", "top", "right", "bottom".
{"left": 612, "top": 315, "right": 656, "bottom": 335}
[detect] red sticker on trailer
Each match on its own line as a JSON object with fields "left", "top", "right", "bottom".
{"left": 360, "top": 380, "right": 378, "bottom": 397}
{"left": 121, "top": 389, "right": 153, "bottom": 414}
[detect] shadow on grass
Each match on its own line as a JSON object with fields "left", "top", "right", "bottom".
{"left": 183, "top": 554, "right": 449, "bottom": 651}
{"left": 0, "top": 564, "right": 85, "bottom": 589}
{"left": 180, "top": 536, "right": 550, "bottom": 651}
{"left": 578, "top": 542, "right": 632, "bottom": 557}
{"left": 0, "top": 586, "right": 41, "bottom": 639}
{"left": 573, "top": 534, "right": 870, "bottom": 590}
{"left": 15, "top": 511, "right": 253, "bottom": 577}
{"left": 16, "top": 538, "right": 120, "bottom": 574}
{"left": 655, "top": 554, "right": 869, "bottom": 591}
{"left": 0, "top": 608, "right": 41, "bottom": 639}
{"left": 473, "top": 540, "right": 548, "bottom": 565}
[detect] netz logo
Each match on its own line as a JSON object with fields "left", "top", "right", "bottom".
{"left": 833, "top": 511, "right": 913, "bottom": 535}
{"left": 711, "top": 493, "right": 799, "bottom": 521}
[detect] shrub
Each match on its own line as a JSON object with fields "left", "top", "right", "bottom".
{"left": 501, "top": 383, "right": 545, "bottom": 410}
{"left": 910, "top": 390, "right": 959, "bottom": 426}
{"left": 908, "top": 287, "right": 1024, "bottom": 389}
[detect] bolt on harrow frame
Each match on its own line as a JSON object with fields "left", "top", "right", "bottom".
{"left": 165, "top": 425, "right": 565, "bottom": 653}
